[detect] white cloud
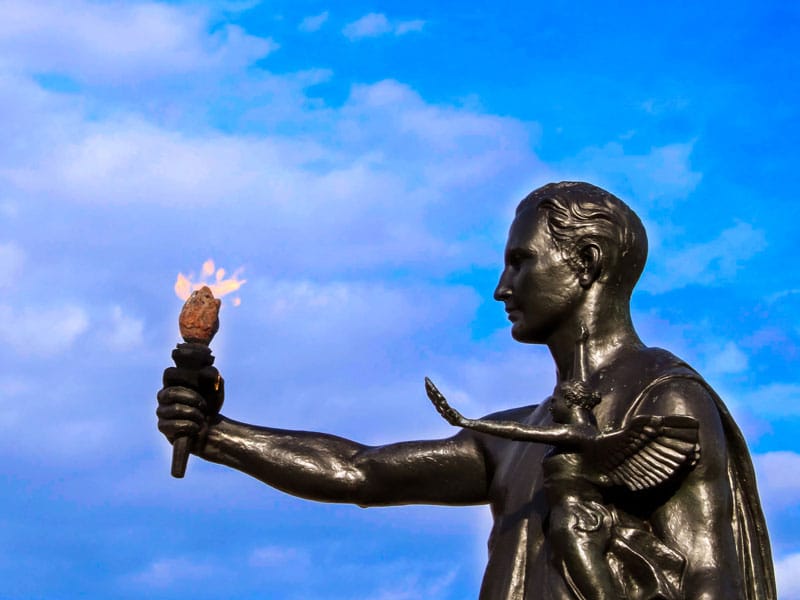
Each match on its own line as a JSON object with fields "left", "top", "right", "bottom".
{"left": 559, "top": 140, "right": 702, "bottom": 205}
{"left": 753, "top": 451, "right": 800, "bottom": 512}
{"left": 248, "top": 545, "right": 310, "bottom": 569}
{"left": 0, "top": 75, "right": 540, "bottom": 272}
{"left": 0, "top": 240, "right": 25, "bottom": 289}
{"left": 367, "top": 567, "right": 458, "bottom": 600}
{"left": 777, "top": 553, "right": 800, "bottom": 600}
{"left": 395, "top": 20, "right": 426, "bottom": 35}
{"left": 343, "top": 13, "right": 392, "bottom": 39}
{"left": 4, "top": 76, "right": 535, "bottom": 205}
{"left": 130, "top": 557, "right": 220, "bottom": 588}
{"left": 342, "top": 13, "right": 425, "bottom": 40}
{"left": 0, "top": 303, "right": 88, "bottom": 356}
{"left": 702, "top": 341, "right": 749, "bottom": 376}
{"left": 6, "top": 115, "right": 325, "bottom": 206}
{"left": 103, "top": 305, "right": 144, "bottom": 350}
{"left": 299, "top": 11, "right": 329, "bottom": 33}
{"left": 253, "top": 278, "right": 481, "bottom": 357}
{"left": 641, "top": 222, "right": 766, "bottom": 293}
{"left": 0, "top": 0, "right": 277, "bottom": 84}
{"left": 338, "top": 79, "right": 541, "bottom": 191}
{"left": 744, "top": 383, "right": 800, "bottom": 417}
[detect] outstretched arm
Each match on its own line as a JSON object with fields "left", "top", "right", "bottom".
{"left": 425, "top": 377, "right": 595, "bottom": 447}
{"left": 158, "top": 384, "right": 490, "bottom": 507}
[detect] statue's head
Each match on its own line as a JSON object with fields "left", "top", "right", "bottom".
{"left": 520, "top": 182, "right": 648, "bottom": 295}
{"left": 495, "top": 182, "right": 647, "bottom": 343}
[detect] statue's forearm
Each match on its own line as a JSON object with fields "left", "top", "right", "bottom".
{"left": 461, "top": 418, "right": 592, "bottom": 447}
{"left": 200, "top": 416, "right": 490, "bottom": 507}
{"left": 201, "top": 416, "right": 371, "bottom": 503}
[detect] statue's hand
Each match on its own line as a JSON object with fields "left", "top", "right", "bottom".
{"left": 157, "top": 355, "right": 224, "bottom": 454}
{"left": 425, "top": 377, "right": 466, "bottom": 427}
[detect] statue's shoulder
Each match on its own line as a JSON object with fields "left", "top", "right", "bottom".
{"left": 608, "top": 346, "right": 708, "bottom": 398}
{"left": 626, "top": 346, "right": 698, "bottom": 382}
{"left": 618, "top": 347, "right": 728, "bottom": 446}
{"left": 600, "top": 346, "right": 721, "bottom": 428}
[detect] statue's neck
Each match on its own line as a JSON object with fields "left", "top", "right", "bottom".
{"left": 548, "top": 304, "right": 643, "bottom": 383}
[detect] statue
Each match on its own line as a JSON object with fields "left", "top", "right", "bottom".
{"left": 424, "top": 326, "right": 702, "bottom": 600}
{"left": 157, "top": 181, "right": 775, "bottom": 599}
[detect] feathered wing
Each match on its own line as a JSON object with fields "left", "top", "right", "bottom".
{"left": 588, "top": 415, "right": 700, "bottom": 491}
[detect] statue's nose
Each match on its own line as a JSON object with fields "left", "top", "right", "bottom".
{"left": 494, "top": 271, "right": 512, "bottom": 302}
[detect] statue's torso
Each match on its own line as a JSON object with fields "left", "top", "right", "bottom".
{"left": 476, "top": 347, "right": 705, "bottom": 600}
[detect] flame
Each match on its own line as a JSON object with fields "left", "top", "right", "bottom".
{"left": 174, "top": 259, "right": 246, "bottom": 305}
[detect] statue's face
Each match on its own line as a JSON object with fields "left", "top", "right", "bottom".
{"left": 494, "top": 206, "right": 583, "bottom": 344}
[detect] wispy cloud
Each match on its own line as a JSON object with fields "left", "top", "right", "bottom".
{"left": 395, "top": 20, "right": 426, "bottom": 35}
{"left": 0, "top": 303, "right": 88, "bottom": 356}
{"left": 343, "top": 13, "right": 392, "bottom": 39}
{"left": 0, "top": 0, "right": 277, "bottom": 84}
{"left": 102, "top": 305, "right": 144, "bottom": 350}
{"left": 0, "top": 76, "right": 538, "bottom": 274}
{"left": 129, "top": 556, "right": 221, "bottom": 588}
{"left": 0, "top": 241, "right": 25, "bottom": 289}
{"left": 366, "top": 566, "right": 458, "bottom": 600}
{"left": 248, "top": 545, "right": 311, "bottom": 569}
{"left": 641, "top": 222, "right": 766, "bottom": 293}
{"left": 559, "top": 140, "right": 702, "bottom": 205}
{"left": 744, "top": 383, "right": 800, "bottom": 418}
{"left": 754, "top": 451, "right": 800, "bottom": 513}
{"left": 702, "top": 340, "right": 749, "bottom": 376}
{"left": 342, "top": 13, "right": 426, "bottom": 40}
{"left": 776, "top": 552, "right": 800, "bottom": 600}
{"left": 298, "top": 11, "right": 329, "bottom": 33}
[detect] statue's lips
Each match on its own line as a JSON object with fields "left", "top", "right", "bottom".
{"left": 505, "top": 309, "right": 521, "bottom": 322}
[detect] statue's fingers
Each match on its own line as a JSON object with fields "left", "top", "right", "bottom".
{"left": 424, "top": 378, "right": 436, "bottom": 398}
{"left": 424, "top": 377, "right": 444, "bottom": 400}
{"left": 157, "top": 417, "right": 203, "bottom": 442}
{"left": 156, "top": 400, "right": 205, "bottom": 422}
{"left": 157, "top": 386, "right": 207, "bottom": 412}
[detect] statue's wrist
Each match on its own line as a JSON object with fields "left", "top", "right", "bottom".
{"left": 193, "top": 414, "right": 222, "bottom": 458}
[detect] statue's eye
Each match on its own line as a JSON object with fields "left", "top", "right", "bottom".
{"left": 506, "top": 249, "right": 534, "bottom": 269}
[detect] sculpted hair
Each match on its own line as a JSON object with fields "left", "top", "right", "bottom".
{"left": 517, "top": 182, "right": 648, "bottom": 296}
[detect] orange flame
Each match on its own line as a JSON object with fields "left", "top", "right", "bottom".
{"left": 174, "top": 259, "right": 246, "bottom": 305}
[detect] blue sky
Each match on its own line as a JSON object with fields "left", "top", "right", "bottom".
{"left": 1, "top": 1, "right": 798, "bottom": 598}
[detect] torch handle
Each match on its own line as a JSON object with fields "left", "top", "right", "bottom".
{"left": 168, "top": 342, "right": 216, "bottom": 479}
{"left": 171, "top": 436, "right": 191, "bottom": 478}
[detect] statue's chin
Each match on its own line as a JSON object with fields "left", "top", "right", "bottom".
{"left": 510, "top": 324, "right": 546, "bottom": 345}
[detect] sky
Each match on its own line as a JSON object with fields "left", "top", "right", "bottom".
{"left": 0, "top": 0, "right": 798, "bottom": 598}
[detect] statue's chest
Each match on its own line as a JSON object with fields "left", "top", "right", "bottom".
{"left": 488, "top": 404, "right": 553, "bottom": 515}
{"left": 590, "top": 372, "right": 642, "bottom": 432}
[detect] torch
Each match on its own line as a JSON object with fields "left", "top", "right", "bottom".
{"left": 170, "top": 285, "right": 223, "bottom": 478}
{"left": 168, "top": 259, "right": 244, "bottom": 478}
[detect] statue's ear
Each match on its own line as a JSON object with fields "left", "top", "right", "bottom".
{"left": 578, "top": 243, "right": 602, "bottom": 288}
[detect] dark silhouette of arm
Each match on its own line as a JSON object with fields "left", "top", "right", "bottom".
{"left": 158, "top": 379, "right": 490, "bottom": 508}
{"left": 200, "top": 417, "right": 491, "bottom": 507}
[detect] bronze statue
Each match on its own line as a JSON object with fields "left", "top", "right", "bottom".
{"left": 424, "top": 325, "right": 702, "bottom": 600}
{"left": 157, "top": 181, "right": 775, "bottom": 599}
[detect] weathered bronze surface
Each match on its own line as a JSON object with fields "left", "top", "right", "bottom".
{"left": 157, "top": 181, "right": 775, "bottom": 599}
